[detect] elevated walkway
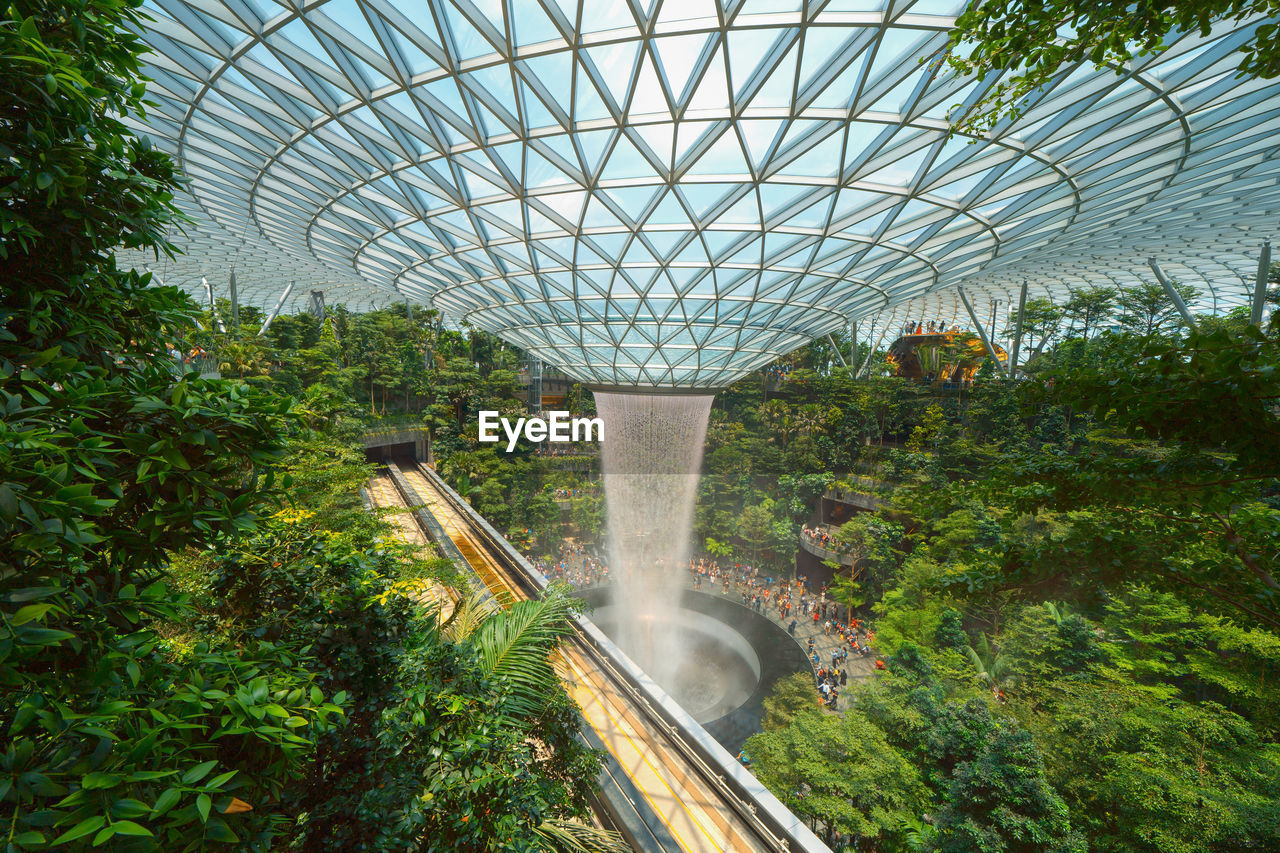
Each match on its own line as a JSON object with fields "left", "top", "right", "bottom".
{"left": 381, "top": 460, "right": 831, "bottom": 853}
{"left": 799, "top": 525, "right": 851, "bottom": 565}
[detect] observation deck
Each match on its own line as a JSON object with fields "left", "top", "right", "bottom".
{"left": 799, "top": 525, "right": 852, "bottom": 566}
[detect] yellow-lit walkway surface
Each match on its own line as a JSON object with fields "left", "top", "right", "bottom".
{"left": 377, "top": 462, "right": 775, "bottom": 853}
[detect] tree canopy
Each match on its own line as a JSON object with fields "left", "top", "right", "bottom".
{"left": 946, "top": 0, "right": 1280, "bottom": 132}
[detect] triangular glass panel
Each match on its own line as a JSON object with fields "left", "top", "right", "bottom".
{"left": 443, "top": 1, "right": 494, "bottom": 61}
{"left": 807, "top": 51, "right": 867, "bottom": 109}
{"left": 584, "top": 41, "right": 642, "bottom": 100}
{"left": 512, "top": 1, "right": 562, "bottom": 46}
{"left": 647, "top": 188, "right": 691, "bottom": 226}
{"left": 737, "top": 118, "right": 784, "bottom": 167}
{"left": 799, "top": 27, "right": 851, "bottom": 88}
{"left": 518, "top": 80, "right": 560, "bottom": 132}
{"left": 603, "top": 184, "right": 661, "bottom": 215}
{"left": 674, "top": 120, "right": 716, "bottom": 164}
{"left": 728, "top": 28, "right": 782, "bottom": 96}
{"left": 751, "top": 38, "right": 799, "bottom": 108}
{"left": 574, "top": 129, "right": 614, "bottom": 174}
{"left": 525, "top": 148, "right": 571, "bottom": 188}
{"left": 582, "top": 194, "right": 624, "bottom": 229}
{"left": 318, "top": 0, "right": 381, "bottom": 53}
{"left": 686, "top": 128, "right": 747, "bottom": 175}
{"left": 686, "top": 44, "right": 728, "bottom": 112}
{"left": 537, "top": 190, "right": 588, "bottom": 223}
{"left": 782, "top": 131, "right": 844, "bottom": 178}
{"left": 633, "top": 121, "right": 676, "bottom": 163}
{"left": 423, "top": 77, "right": 469, "bottom": 121}
{"left": 641, "top": 228, "right": 686, "bottom": 257}
{"left": 622, "top": 240, "right": 656, "bottom": 266}
{"left": 574, "top": 68, "right": 612, "bottom": 122}
{"left": 719, "top": 192, "right": 760, "bottom": 225}
{"left": 629, "top": 51, "right": 669, "bottom": 115}
{"left": 601, "top": 134, "right": 654, "bottom": 180}
{"left": 654, "top": 33, "right": 709, "bottom": 101}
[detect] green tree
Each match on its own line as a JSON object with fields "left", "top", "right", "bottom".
{"left": 704, "top": 537, "right": 733, "bottom": 559}
{"left": 1021, "top": 326, "right": 1280, "bottom": 627}
{"left": 933, "top": 728, "right": 1085, "bottom": 853}
{"left": 738, "top": 503, "right": 775, "bottom": 567}
{"left": 837, "top": 513, "right": 904, "bottom": 602}
{"left": 946, "top": 0, "right": 1280, "bottom": 133}
{"left": 963, "top": 634, "right": 1014, "bottom": 698}
{"left": 1005, "top": 297, "right": 1064, "bottom": 366}
{"left": 760, "top": 672, "right": 821, "bottom": 731}
{"left": 1027, "top": 675, "right": 1280, "bottom": 853}
{"left": 758, "top": 400, "right": 794, "bottom": 451}
{"left": 1060, "top": 288, "right": 1116, "bottom": 340}
{"left": 747, "top": 710, "right": 930, "bottom": 850}
{"left": 1, "top": 0, "right": 342, "bottom": 846}
{"left": 1115, "top": 281, "right": 1199, "bottom": 336}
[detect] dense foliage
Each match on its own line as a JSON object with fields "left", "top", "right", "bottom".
{"left": 946, "top": 0, "right": 1280, "bottom": 132}
{"left": 733, "top": 298, "right": 1280, "bottom": 851}
{"left": 1, "top": 4, "right": 615, "bottom": 850}
{"left": 7, "top": 1, "right": 1280, "bottom": 851}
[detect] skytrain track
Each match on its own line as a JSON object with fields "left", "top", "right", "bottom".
{"left": 364, "top": 471, "right": 456, "bottom": 618}
{"left": 377, "top": 460, "right": 831, "bottom": 853}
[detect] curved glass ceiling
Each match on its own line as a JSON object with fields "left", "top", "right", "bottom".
{"left": 127, "top": 0, "right": 1280, "bottom": 386}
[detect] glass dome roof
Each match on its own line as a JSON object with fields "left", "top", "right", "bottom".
{"left": 126, "top": 0, "right": 1280, "bottom": 386}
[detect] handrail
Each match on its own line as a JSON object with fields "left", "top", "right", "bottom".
{"left": 800, "top": 534, "right": 852, "bottom": 565}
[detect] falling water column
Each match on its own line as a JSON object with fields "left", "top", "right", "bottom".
{"left": 593, "top": 391, "right": 713, "bottom": 687}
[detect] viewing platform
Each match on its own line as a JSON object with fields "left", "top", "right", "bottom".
{"left": 800, "top": 525, "right": 852, "bottom": 565}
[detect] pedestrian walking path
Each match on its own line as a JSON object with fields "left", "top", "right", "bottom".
{"left": 694, "top": 575, "right": 878, "bottom": 712}
{"left": 535, "top": 545, "right": 880, "bottom": 713}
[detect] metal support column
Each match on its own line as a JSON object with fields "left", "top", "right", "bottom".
{"left": 310, "top": 289, "right": 326, "bottom": 320}
{"left": 958, "top": 288, "right": 1005, "bottom": 374}
{"left": 827, "top": 333, "right": 849, "bottom": 369}
{"left": 1008, "top": 280, "right": 1028, "bottom": 378}
{"left": 258, "top": 280, "right": 295, "bottom": 336}
{"left": 1251, "top": 237, "right": 1272, "bottom": 327}
{"left": 228, "top": 271, "right": 239, "bottom": 329}
{"left": 859, "top": 312, "right": 893, "bottom": 379}
{"left": 202, "top": 276, "right": 225, "bottom": 333}
{"left": 528, "top": 358, "right": 543, "bottom": 411}
{"left": 1147, "top": 258, "right": 1197, "bottom": 330}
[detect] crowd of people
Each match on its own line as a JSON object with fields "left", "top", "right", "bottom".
{"left": 801, "top": 525, "right": 843, "bottom": 551}
{"left": 688, "top": 559, "right": 882, "bottom": 710}
{"left": 528, "top": 546, "right": 883, "bottom": 714}
{"left": 903, "top": 320, "right": 962, "bottom": 335}
{"left": 551, "top": 487, "right": 593, "bottom": 499}
{"left": 762, "top": 363, "right": 794, "bottom": 381}
{"left": 533, "top": 542, "right": 610, "bottom": 589}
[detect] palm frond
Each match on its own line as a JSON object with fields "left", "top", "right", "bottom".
{"left": 469, "top": 587, "right": 580, "bottom": 717}
{"left": 440, "top": 589, "right": 495, "bottom": 642}
{"left": 964, "top": 645, "right": 991, "bottom": 685}
{"left": 534, "top": 818, "right": 630, "bottom": 853}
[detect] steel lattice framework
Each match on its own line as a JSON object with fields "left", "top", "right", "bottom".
{"left": 126, "top": 0, "right": 1280, "bottom": 387}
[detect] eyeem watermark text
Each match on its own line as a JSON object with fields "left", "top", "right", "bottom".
{"left": 478, "top": 411, "right": 603, "bottom": 452}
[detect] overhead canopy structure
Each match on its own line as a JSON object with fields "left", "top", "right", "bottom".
{"left": 126, "top": 0, "right": 1280, "bottom": 386}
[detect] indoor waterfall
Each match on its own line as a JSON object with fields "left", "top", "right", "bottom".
{"left": 594, "top": 391, "right": 714, "bottom": 692}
